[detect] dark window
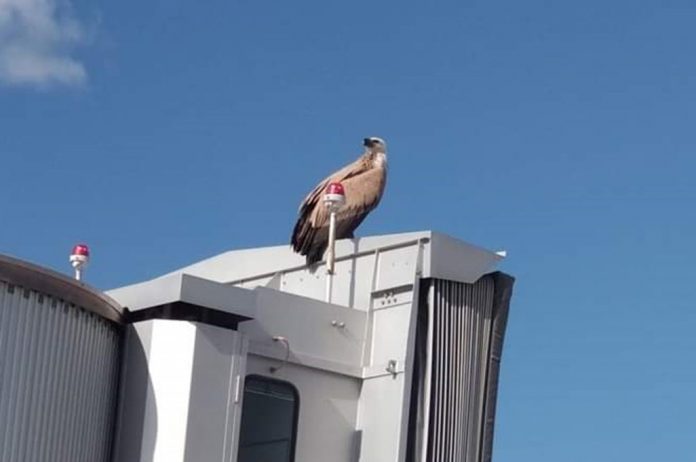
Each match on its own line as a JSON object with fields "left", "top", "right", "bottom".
{"left": 237, "top": 375, "right": 299, "bottom": 462}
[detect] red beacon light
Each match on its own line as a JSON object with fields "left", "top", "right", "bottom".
{"left": 323, "top": 182, "right": 346, "bottom": 290}
{"left": 323, "top": 182, "right": 346, "bottom": 211}
{"left": 69, "top": 244, "right": 90, "bottom": 281}
{"left": 326, "top": 182, "right": 345, "bottom": 195}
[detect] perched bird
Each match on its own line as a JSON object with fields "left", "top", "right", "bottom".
{"left": 291, "top": 136, "right": 388, "bottom": 265}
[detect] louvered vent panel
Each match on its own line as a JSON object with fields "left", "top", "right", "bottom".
{"left": 0, "top": 281, "right": 121, "bottom": 462}
{"left": 427, "top": 277, "right": 495, "bottom": 462}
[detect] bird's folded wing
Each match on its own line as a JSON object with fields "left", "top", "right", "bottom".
{"left": 309, "top": 166, "right": 386, "bottom": 228}
{"left": 298, "top": 155, "right": 371, "bottom": 214}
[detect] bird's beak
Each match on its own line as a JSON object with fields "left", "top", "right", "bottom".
{"left": 363, "top": 138, "right": 374, "bottom": 147}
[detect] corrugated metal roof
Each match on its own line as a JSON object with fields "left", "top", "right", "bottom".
{"left": 0, "top": 254, "right": 123, "bottom": 323}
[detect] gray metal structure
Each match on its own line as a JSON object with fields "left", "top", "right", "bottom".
{"left": 108, "top": 230, "right": 514, "bottom": 462}
{"left": 0, "top": 230, "right": 513, "bottom": 462}
{"left": 0, "top": 254, "right": 122, "bottom": 462}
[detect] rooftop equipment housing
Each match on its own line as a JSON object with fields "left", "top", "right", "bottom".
{"left": 107, "top": 230, "right": 514, "bottom": 462}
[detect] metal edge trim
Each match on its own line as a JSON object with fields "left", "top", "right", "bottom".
{"left": 0, "top": 254, "right": 123, "bottom": 324}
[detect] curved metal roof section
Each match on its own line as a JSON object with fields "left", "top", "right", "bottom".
{"left": 162, "top": 230, "right": 504, "bottom": 285}
{"left": 0, "top": 254, "right": 123, "bottom": 323}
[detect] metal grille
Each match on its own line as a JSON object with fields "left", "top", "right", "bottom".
{"left": 0, "top": 281, "right": 121, "bottom": 462}
{"left": 427, "top": 277, "right": 495, "bottom": 462}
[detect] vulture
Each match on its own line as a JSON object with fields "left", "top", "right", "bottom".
{"left": 291, "top": 136, "right": 388, "bottom": 265}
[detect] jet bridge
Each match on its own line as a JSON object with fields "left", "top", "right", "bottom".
{"left": 107, "top": 230, "right": 514, "bottom": 462}
{"left": 0, "top": 230, "right": 514, "bottom": 462}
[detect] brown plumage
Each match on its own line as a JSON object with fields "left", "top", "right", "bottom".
{"left": 291, "top": 136, "right": 388, "bottom": 265}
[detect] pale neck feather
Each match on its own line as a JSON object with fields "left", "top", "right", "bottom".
{"left": 372, "top": 152, "right": 387, "bottom": 168}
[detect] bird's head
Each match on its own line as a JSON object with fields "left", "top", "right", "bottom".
{"left": 363, "top": 136, "right": 387, "bottom": 153}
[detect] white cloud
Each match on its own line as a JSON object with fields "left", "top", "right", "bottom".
{"left": 0, "top": 0, "right": 87, "bottom": 87}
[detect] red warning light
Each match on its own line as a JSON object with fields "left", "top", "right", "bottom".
{"left": 326, "top": 182, "right": 345, "bottom": 196}
{"left": 71, "top": 244, "right": 90, "bottom": 257}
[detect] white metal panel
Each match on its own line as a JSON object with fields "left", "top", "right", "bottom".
{"left": 156, "top": 231, "right": 503, "bottom": 309}
{"left": 269, "top": 266, "right": 327, "bottom": 304}
{"left": 241, "top": 288, "right": 368, "bottom": 374}
{"left": 187, "top": 324, "right": 248, "bottom": 462}
{"left": 233, "top": 238, "right": 425, "bottom": 311}
{"left": 357, "top": 374, "right": 408, "bottom": 462}
{"left": 325, "top": 250, "right": 369, "bottom": 307}
{"left": 348, "top": 251, "right": 379, "bottom": 309}
{"left": 149, "top": 321, "right": 196, "bottom": 462}
{"left": 163, "top": 231, "right": 433, "bottom": 285}
{"left": 369, "top": 303, "right": 412, "bottom": 368}
{"left": 426, "top": 232, "right": 502, "bottom": 284}
{"left": 112, "top": 319, "right": 248, "bottom": 462}
{"left": 373, "top": 244, "right": 421, "bottom": 292}
{"left": 107, "top": 273, "right": 256, "bottom": 320}
{"left": 0, "top": 281, "right": 121, "bottom": 462}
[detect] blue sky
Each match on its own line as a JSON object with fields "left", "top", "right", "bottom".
{"left": 1, "top": 0, "right": 695, "bottom": 460}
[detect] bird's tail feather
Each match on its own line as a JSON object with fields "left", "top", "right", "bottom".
{"left": 306, "top": 242, "right": 327, "bottom": 266}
